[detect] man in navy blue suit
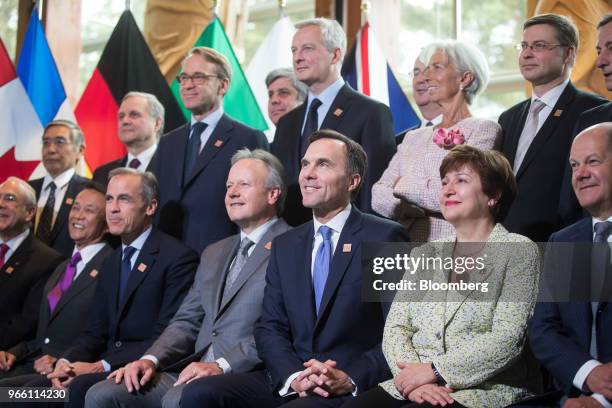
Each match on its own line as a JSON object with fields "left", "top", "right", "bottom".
{"left": 179, "top": 130, "right": 409, "bottom": 408}
{"left": 153, "top": 47, "right": 269, "bottom": 254}
{"left": 17, "top": 168, "right": 199, "bottom": 408}
{"left": 529, "top": 122, "right": 612, "bottom": 407}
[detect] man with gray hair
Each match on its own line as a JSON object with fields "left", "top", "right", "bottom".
{"left": 266, "top": 68, "right": 307, "bottom": 125}
{"left": 85, "top": 149, "right": 291, "bottom": 408}
{"left": 271, "top": 17, "right": 396, "bottom": 227}
{"left": 93, "top": 92, "right": 164, "bottom": 187}
{"left": 30, "top": 119, "right": 90, "bottom": 257}
{"left": 0, "top": 176, "right": 64, "bottom": 350}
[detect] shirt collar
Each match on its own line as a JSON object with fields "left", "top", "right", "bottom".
{"left": 127, "top": 144, "right": 157, "bottom": 164}
{"left": 240, "top": 217, "right": 278, "bottom": 245}
{"left": 0, "top": 229, "right": 30, "bottom": 251}
{"left": 532, "top": 78, "right": 569, "bottom": 109}
{"left": 121, "top": 226, "right": 152, "bottom": 252}
{"left": 313, "top": 203, "right": 351, "bottom": 237}
{"left": 190, "top": 107, "right": 224, "bottom": 128}
{"left": 43, "top": 168, "right": 75, "bottom": 190}
{"left": 74, "top": 242, "right": 106, "bottom": 264}
{"left": 307, "top": 77, "right": 345, "bottom": 107}
{"left": 591, "top": 216, "right": 612, "bottom": 229}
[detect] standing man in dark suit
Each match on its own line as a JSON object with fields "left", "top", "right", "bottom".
{"left": 85, "top": 149, "right": 291, "bottom": 407}
{"left": 30, "top": 120, "right": 90, "bottom": 257}
{"left": 272, "top": 18, "right": 396, "bottom": 226}
{"left": 153, "top": 47, "right": 269, "bottom": 254}
{"left": 499, "top": 13, "right": 607, "bottom": 242}
{"left": 93, "top": 92, "right": 164, "bottom": 186}
{"left": 0, "top": 182, "right": 112, "bottom": 381}
{"left": 180, "top": 130, "right": 409, "bottom": 408}
{"left": 529, "top": 122, "right": 612, "bottom": 407}
{"left": 0, "top": 177, "right": 64, "bottom": 350}
{"left": 20, "top": 168, "right": 199, "bottom": 408}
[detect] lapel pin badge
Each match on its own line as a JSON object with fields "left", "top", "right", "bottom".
{"left": 553, "top": 109, "right": 563, "bottom": 117}
{"left": 90, "top": 269, "right": 99, "bottom": 278}
{"left": 264, "top": 241, "right": 272, "bottom": 250}
{"left": 65, "top": 197, "right": 74, "bottom": 205}
{"left": 343, "top": 243, "right": 352, "bottom": 253}
{"left": 214, "top": 140, "right": 224, "bottom": 148}
{"left": 5, "top": 266, "right": 14, "bottom": 274}
{"left": 137, "top": 263, "right": 147, "bottom": 273}
{"left": 333, "top": 108, "right": 343, "bottom": 117}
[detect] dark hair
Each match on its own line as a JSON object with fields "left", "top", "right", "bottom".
{"left": 598, "top": 14, "right": 612, "bottom": 30}
{"left": 439, "top": 145, "right": 517, "bottom": 222}
{"left": 524, "top": 13, "right": 579, "bottom": 61}
{"left": 78, "top": 181, "right": 106, "bottom": 196}
{"left": 309, "top": 129, "right": 367, "bottom": 198}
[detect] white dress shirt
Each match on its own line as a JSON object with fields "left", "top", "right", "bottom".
{"left": 35, "top": 168, "right": 75, "bottom": 231}
{"left": 418, "top": 114, "right": 443, "bottom": 129}
{"left": 0, "top": 229, "right": 30, "bottom": 265}
{"left": 71, "top": 242, "right": 107, "bottom": 280}
{"left": 531, "top": 78, "right": 569, "bottom": 136}
{"left": 127, "top": 144, "right": 157, "bottom": 172}
{"left": 301, "top": 77, "right": 345, "bottom": 134}
{"left": 190, "top": 107, "right": 224, "bottom": 154}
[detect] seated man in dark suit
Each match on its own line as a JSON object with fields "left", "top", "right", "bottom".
{"left": 85, "top": 149, "right": 291, "bottom": 407}
{"left": 529, "top": 122, "right": 612, "bottom": 407}
{"left": 20, "top": 168, "right": 199, "bottom": 408}
{"left": 93, "top": 92, "right": 163, "bottom": 186}
{"left": 0, "top": 182, "right": 112, "bottom": 381}
{"left": 180, "top": 130, "right": 409, "bottom": 408}
{"left": 0, "top": 177, "right": 64, "bottom": 350}
{"left": 30, "top": 120, "right": 90, "bottom": 258}
{"left": 154, "top": 46, "right": 269, "bottom": 254}
{"left": 271, "top": 17, "right": 396, "bottom": 226}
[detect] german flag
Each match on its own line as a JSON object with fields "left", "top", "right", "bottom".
{"left": 76, "top": 10, "right": 185, "bottom": 172}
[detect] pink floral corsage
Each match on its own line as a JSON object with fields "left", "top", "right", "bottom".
{"left": 433, "top": 128, "right": 465, "bottom": 149}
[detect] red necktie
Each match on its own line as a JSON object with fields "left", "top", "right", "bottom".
{"left": 0, "top": 243, "right": 9, "bottom": 269}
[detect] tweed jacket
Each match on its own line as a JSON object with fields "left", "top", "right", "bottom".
{"left": 371, "top": 117, "right": 500, "bottom": 242}
{"left": 380, "top": 224, "right": 542, "bottom": 408}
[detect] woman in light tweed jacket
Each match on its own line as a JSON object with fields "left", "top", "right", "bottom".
{"left": 344, "top": 146, "right": 541, "bottom": 408}
{"left": 371, "top": 40, "right": 500, "bottom": 243}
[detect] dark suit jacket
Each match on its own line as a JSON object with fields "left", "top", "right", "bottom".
{"left": 61, "top": 227, "right": 199, "bottom": 369}
{"left": 529, "top": 218, "right": 612, "bottom": 402}
{"left": 8, "top": 244, "right": 113, "bottom": 362}
{"left": 153, "top": 114, "right": 269, "bottom": 253}
{"left": 0, "top": 233, "right": 64, "bottom": 349}
{"left": 271, "top": 84, "right": 396, "bottom": 226}
{"left": 254, "top": 207, "right": 409, "bottom": 392}
{"left": 499, "top": 82, "right": 606, "bottom": 242}
{"left": 92, "top": 153, "right": 158, "bottom": 187}
{"left": 29, "top": 174, "right": 90, "bottom": 257}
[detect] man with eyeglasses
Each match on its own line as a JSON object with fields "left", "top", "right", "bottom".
{"left": 153, "top": 47, "right": 269, "bottom": 254}
{"left": 499, "top": 13, "right": 606, "bottom": 243}
{"left": 30, "top": 120, "right": 90, "bottom": 258}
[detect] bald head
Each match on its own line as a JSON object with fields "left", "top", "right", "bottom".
{"left": 0, "top": 177, "right": 37, "bottom": 240}
{"left": 570, "top": 122, "right": 612, "bottom": 219}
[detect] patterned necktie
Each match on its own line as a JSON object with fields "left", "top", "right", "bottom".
{"left": 223, "top": 237, "right": 254, "bottom": 300}
{"left": 0, "top": 243, "right": 9, "bottom": 269}
{"left": 37, "top": 181, "right": 57, "bottom": 244}
{"left": 513, "top": 99, "right": 546, "bottom": 173}
{"left": 128, "top": 158, "right": 141, "bottom": 169}
{"left": 119, "top": 246, "right": 136, "bottom": 303}
{"left": 47, "top": 251, "right": 82, "bottom": 312}
{"left": 313, "top": 226, "right": 333, "bottom": 314}
{"left": 590, "top": 221, "right": 612, "bottom": 358}
{"left": 301, "top": 98, "right": 322, "bottom": 156}
{"left": 184, "top": 122, "right": 208, "bottom": 183}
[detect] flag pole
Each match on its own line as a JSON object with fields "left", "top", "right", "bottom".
{"left": 360, "top": 0, "right": 370, "bottom": 25}
{"left": 125, "top": 0, "right": 130, "bottom": 11}
{"left": 278, "top": 0, "right": 287, "bottom": 19}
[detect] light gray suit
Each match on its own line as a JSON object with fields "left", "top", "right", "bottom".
{"left": 84, "top": 219, "right": 291, "bottom": 408}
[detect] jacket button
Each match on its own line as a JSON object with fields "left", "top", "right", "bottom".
{"left": 115, "top": 341, "right": 122, "bottom": 348}
{"left": 44, "top": 338, "right": 50, "bottom": 344}
{"left": 212, "top": 330, "right": 218, "bottom": 337}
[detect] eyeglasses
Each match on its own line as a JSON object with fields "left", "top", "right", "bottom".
{"left": 176, "top": 72, "right": 218, "bottom": 85}
{"left": 515, "top": 42, "right": 569, "bottom": 53}
{"left": 42, "top": 137, "right": 72, "bottom": 147}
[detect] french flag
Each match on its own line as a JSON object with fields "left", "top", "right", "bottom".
{"left": 342, "top": 22, "right": 420, "bottom": 136}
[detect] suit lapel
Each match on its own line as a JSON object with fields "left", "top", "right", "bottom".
{"left": 0, "top": 234, "right": 34, "bottom": 283}
{"left": 297, "top": 223, "right": 317, "bottom": 329}
{"left": 504, "top": 101, "right": 531, "bottom": 165}
{"left": 48, "top": 176, "right": 80, "bottom": 243}
{"left": 516, "top": 83, "right": 577, "bottom": 178}
{"left": 320, "top": 84, "right": 353, "bottom": 131}
{"left": 173, "top": 124, "right": 190, "bottom": 187}
{"left": 213, "top": 236, "right": 240, "bottom": 317}
{"left": 184, "top": 115, "right": 233, "bottom": 188}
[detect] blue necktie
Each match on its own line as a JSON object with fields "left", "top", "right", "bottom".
{"left": 313, "top": 226, "right": 332, "bottom": 314}
{"left": 119, "top": 246, "right": 136, "bottom": 303}
{"left": 184, "top": 122, "right": 207, "bottom": 184}
{"left": 301, "top": 98, "right": 322, "bottom": 157}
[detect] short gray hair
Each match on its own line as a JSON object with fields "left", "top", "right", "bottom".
{"left": 231, "top": 148, "right": 286, "bottom": 213}
{"left": 3, "top": 176, "right": 36, "bottom": 211}
{"left": 418, "top": 40, "right": 490, "bottom": 105}
{"left": 108, "top": 167, "right": 159, "bottom": 207}
{"left": 121, "top": 91, "right": 166, "bottom": 140}
{"left": 44, "top": 119, "right": 85, "bottom": 149}
{"left": 265, "top": 68, "right": 308, "bottom": 102}
{"left": 295, "top": 18, "right": 346, "bottom": 66}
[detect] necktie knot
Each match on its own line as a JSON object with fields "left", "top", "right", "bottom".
{"left": 128, "top": 158, "right": 141, "bottom": 169}
{"left": 239, "top": 237, "right": 254, "bottom": 256}
{"left": 310, "top": 98, "right": 322, "bottom": 112}
{"left": 425, "top": 121, "right": 434, "bottom": 127}
{"left": 122, "top": 246, "right": 136, "bottom": 263}
{"left": 192, "top": 122, "right": 208, "bottom": 138}
{"left": 69, "top": 251, "right": 82, "bottom": 267}
{"left": 319, "top": 225, "right": 332, "bottom": 242}
{"left": 531, "top": 99, "right": 546, "bottom": 114}
{"left": 47, "top": 181, "right": 57, "bottom": 193}
{"left": 594, "top": 221, "right": 612, "bottom": 242}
